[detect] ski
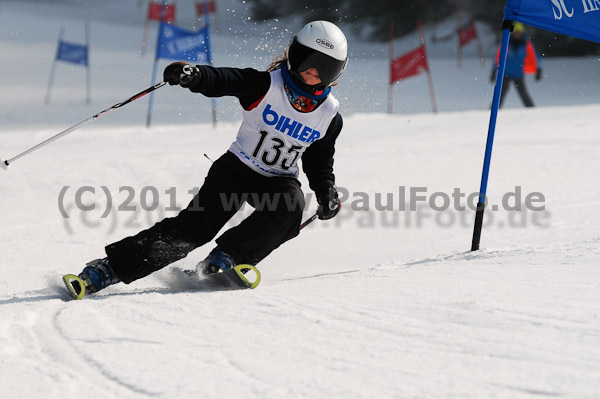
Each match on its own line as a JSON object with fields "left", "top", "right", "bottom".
{"left": 184, "top": 264, "right": 261, "bottom": 290}
{"left": 63, "top": 264, "right": 260, "bottom": 300}
{"left": 62, "top": 274, "right": 89, "bottom": 300}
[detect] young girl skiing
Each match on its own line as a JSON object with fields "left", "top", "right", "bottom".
{"left": 64, "top": 20, "right": 348, "bottom": 298}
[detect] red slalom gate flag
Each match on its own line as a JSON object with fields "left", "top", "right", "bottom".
{"left": 195, "top": 0, "right": 217, "bottom": 15}
{"left": 390, "top": 45, "right": 428, "bottom": 83}
{"left": 459, "top": 22, "right": 477, "bottom": 47}
{"left": 148, "top": 2, "right": 176, "bottom": 23}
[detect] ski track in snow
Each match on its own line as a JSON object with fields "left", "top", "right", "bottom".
{"left": 37, "top": 306, "right": 160, "bottom": 397}
{"left": 2, "top": 240, "right": 600, "bottom": 398}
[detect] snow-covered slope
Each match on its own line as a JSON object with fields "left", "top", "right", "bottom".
{"left": 1, "top": 1, "right": 600, "bottom": 399}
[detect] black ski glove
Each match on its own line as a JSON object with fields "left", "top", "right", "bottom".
{"left": 535, "top": 68, "right": 543, "bottom": 81}
{"left": 163, "top": 62, "right": 201, "bottom": 88}
{"left": 317, "top": 183, "right": 341, "bottom": 220}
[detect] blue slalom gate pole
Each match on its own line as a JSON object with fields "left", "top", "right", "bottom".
{"left": 202, "top": 0, "right": 218, "bottom": 128}
{"left": 85, "top": 20, "right": 91, "bottom": 104}
{"left": 146, "top": 49, "right": 161, "bottom": 128}
{"left": 146, "top": 0, "right": 168, "bottom": 128}
{"left": 45, "top": 26, "right": 65, "bottom": 105}
{"left": 471, "top": 20, "right": 513, "bottom": 251}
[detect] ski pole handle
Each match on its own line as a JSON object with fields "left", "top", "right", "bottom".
{"left": 180, "top": 64, "right": 195, "bottom": 86}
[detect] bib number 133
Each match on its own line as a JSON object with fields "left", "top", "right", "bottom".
{"left": 252, "top": 130, "right": 302, "bottom": 170}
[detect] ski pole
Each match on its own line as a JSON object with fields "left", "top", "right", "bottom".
{"left": 300, "top": 213, "right": 318, "bottom": 230}
{"left": 300, "top": 198, "right": 342, "bottom": 230}
{"left": 1, "top": 81, "right": 167, "bottom": 171}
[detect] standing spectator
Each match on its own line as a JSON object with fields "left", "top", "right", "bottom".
{"left": 491, "top": 22, "right": 542, "bottom": 108}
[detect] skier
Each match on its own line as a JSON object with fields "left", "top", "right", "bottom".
{"left": 490, "top": 22, "right": 542, "bottom": 108}
{"left": 64, "top": 21, "right": 347, "bottom": 298}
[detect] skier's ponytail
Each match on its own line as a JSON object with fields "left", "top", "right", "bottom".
{"left": 266, "top": 50, "right": 288, "bottom": 72}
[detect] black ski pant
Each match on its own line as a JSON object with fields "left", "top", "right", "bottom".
{"left": 105, "top": 152, "right": 305, "bottom": 284}
{"left": 499, "top": 77, "right": 534, "bottom": 108}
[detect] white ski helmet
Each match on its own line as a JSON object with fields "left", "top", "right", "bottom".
{"left": 287, "top": 20, "right": 348, "bottom": 90}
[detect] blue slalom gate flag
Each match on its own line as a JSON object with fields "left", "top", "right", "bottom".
{"left": 156, "top": 22, "right": 210, "bottom": 62}
{"left": 56, "top": 41, "right": 89, "bottom": 66}
{"left": 504, "top": 0, "right": 600, "bottom": 43}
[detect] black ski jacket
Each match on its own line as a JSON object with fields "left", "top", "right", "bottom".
{"left": 186, "top": 66, "right": 343, "bottom": 197}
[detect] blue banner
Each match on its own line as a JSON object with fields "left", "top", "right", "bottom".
{"left": 504, "top": 0, "right": 600, "bottom": 43}
{"left": 57, "top": 41, "right": 88, "bottom": 66}
{"left": 156, "top": 23, "right": 210, "bottom": 62}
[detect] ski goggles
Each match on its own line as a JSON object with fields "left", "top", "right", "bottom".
{"left": 287, "top": 37, "right": 347, "bottom": 88}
